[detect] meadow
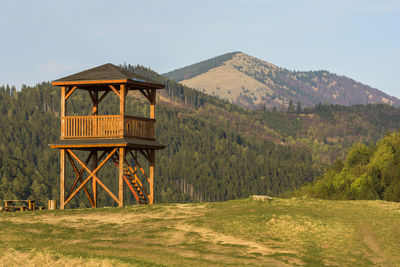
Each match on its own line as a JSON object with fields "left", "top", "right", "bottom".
{"left": 0, "top": 198, "right": 399, "bottom": 266}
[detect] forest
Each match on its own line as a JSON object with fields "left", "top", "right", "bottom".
{"left": 295, "top": 131, "right": 400, "bottom": 201}
{"left": 0, "top": 65, "right": 399, "bottom": 207}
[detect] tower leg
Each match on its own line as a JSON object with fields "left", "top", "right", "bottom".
{"left": 92, "top": 150, "right": 98, "bottom": 208}
{"left": 150, "top": 150, "right": 155, "bottom": 205}
{"left": 119, "top": 147, "right": 125, "bottom": 207}
{"left": 60, "top": 149, "right": 65, "bottom": 209}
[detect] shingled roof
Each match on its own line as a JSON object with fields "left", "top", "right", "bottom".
{"left": 52, "top": 63, "right": 164, "bottom": 88}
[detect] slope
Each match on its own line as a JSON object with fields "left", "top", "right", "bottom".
{"left": 1, "top": 198, "right": 400, "bottom": 266}
{"left": 1, "top": 65, "right": 400, "bottom": 208}
{"left": 164, "top": 52, "right": 400, "bottom": 109}
{"left": 0, "top": 80, "right": 320, "bottom": 207}
{"left": 296, "top": 130, "right": 400, "bottom": 202}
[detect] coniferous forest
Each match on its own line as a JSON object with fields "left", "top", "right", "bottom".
{"left": 0, "top": 66, "right": 400, "bottom": 207}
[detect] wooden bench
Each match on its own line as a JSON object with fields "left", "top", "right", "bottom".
{"left": 3, "top": 200, "right": 36, "bottom": 212}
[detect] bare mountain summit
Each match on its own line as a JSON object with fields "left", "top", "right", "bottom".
{"left": 164, "top": 52, "right": 400, "bottom": 109}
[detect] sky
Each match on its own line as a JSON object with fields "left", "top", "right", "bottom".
{"left": 1, "top": 0, "right": 399, "bottom": 98}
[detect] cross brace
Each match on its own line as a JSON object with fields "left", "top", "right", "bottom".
{"left": 60, "top": 147, "right": 155, "bottom": 209}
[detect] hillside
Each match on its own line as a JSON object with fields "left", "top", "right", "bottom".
{"left": 0, "top": 81, "right": 321, "bottom": 207}
{"left": 1, "top": 66, "right": 400, "bottom": 207}
{"left": 1, "top": 198, "right": 400, "bottom": 266}
{"left": 164, "top": 52, "right": 400, "bottom": 109}
{"left": 296, "top": 130, "right": 400, "bottom": 202}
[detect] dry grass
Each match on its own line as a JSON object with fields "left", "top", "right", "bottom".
{"left": 0, "top": 249, "right": 129, "bottom": 267}
{"left": 1, "top": 198, "right": 400, "bottom": 266}
{"left": 180, "top": 53, "right": 275, "bottom": 106}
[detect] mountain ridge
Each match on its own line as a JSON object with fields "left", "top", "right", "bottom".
{"left": 163, "top": 52, "right": 400, "bottom": 109}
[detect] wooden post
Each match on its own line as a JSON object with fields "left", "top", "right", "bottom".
{"left": 92, "top": 91, "right": 98, "bottom": 115}
{"left": 60, "top": 149, "right": 65, "bottom": 209}
{"left": 149, "top": 149, "right": 155, "bottom": 204}
{"left": 61, "top": 86, "right": 66, "bottom": 139}
{"left": 119, "top": 147, "right": 125, "bottom": 207}
{"left": 92, "top": 91, "right": 98, "bottom": 137}
{"left": 150, "top": 89, "right": 155, "bottom": 119}
{"left": 120, "top": 84, "right": 125, "bottom": 137}
{"left": 92, "top": 150, "right": 98, "bottom": 208}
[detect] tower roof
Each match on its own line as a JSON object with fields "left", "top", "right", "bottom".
{"left": 52, "top": 63, "right": 164, "bottom": 89}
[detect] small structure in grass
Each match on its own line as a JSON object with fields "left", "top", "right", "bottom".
{"left": 252, "top": 195, "right": 273, "bottom": 203}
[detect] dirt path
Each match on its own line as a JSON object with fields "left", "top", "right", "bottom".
{"left": 174, "top": 223, "right": 301, "bottom": 266}
{"left": 361, "top": 224, "right": 385, "bottom": 266}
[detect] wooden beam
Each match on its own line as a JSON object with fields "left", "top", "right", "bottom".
{"left": 93, "top": 174, "right": 120, "bottom": 204}
{"left": 52, "top": 79, "right": 129, "bottom": 86}
{"left": 66, "top": 151, "right": 95, "bottom": 207}
{"left": 61, "top": 86, "right": 66, "bottom": 139}
{"left": 97, "top": 89, "right": 110, "bottom": 106}
{"left": 119, "top": 147, "right": 125, "bottom": 207}
{"left": 130, "top": 150, "right": 151, "bottom": 185}
{"left": 139, "top": 89, "right": 151, "bottom": 102}
{"left": 64, "top": 148, "right": 118, "bottom": 206}
{"left": 60, "top": 149, "right": 65, "bottom": 209}
{"left": 138, "top": 149, "right": 150, "bottom": 162}
{"left": 149, "top": 149, "right": 155, "bottom": 205}
{"left": 92, "top": 150, "right": 98, "bottom": 208}
{"left": 123, "top": 175, "right": 140, "bottom": 202}
{"left": 120, "top": 84, "right": 125, "bottom": 137}
{"left": 92, "top": 91, "right": 98, "bottom": 115}
{"left": 52, "top": 79, "right": 165, "bottom": 89}
{"left": 123, "top": 157, "right": 150, "bottom": 203}
{"left": 88, "top": 90, "right": 96, "bottom": 105}
{"left": 150, "top": 89, "right": 156, "bottom": 119}
{"left": 109, "top": 85, "right": 120, "bottom": 97}
{"left": 65, "top": 86, "right": 77, "bottom": 100}
{"left": 110, "top": 154, "right": 141, "bottom": 203}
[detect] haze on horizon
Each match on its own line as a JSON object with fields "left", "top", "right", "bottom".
{"left": 0, "top": 0, "right": 399, "bottom": 98}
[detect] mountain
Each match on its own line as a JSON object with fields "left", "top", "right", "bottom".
{"left": 1, "top": 65, "right": 400, "bottom": 207}
{"left": 164, "top": 52, "right": 400, "bottom": 109}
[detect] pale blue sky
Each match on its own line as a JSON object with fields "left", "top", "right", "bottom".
{"left": 1, "top": 0, "right": 399, "bottom": 98}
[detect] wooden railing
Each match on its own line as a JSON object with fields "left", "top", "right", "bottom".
{"left": 61, "top": 115, "right": 155, "bottom": 139}
{"left": 124, "top": 115, "right": 155, "bottom": 140}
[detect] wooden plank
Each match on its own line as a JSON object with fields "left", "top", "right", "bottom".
{"left": 119, "top": 147, "right": 125, "bottom": 207}
{"left": 60, "top": 149, "right": 65, "bottom": 209}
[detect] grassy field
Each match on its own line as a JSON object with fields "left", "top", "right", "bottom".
{"left": 0, "top": 198, "right": 399, "bottom": 266}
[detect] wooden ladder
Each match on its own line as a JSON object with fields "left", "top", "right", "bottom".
{"left": 111, "top": 155, "right": 149, "bottom": 204}
{"left": 123, "top": 167, "right": 148, "bottom": 204}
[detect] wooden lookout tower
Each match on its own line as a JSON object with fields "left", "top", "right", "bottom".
{"left": 49, "top": 64, "right": 166, "bottom": 209}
